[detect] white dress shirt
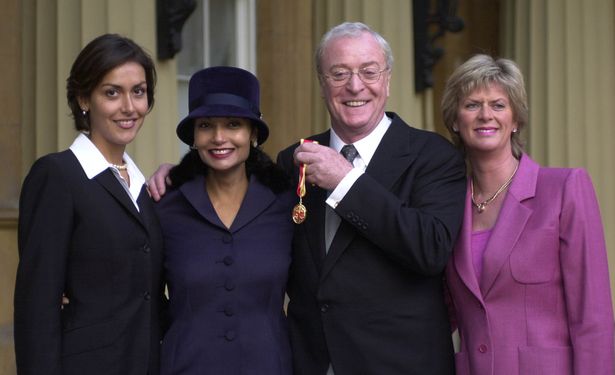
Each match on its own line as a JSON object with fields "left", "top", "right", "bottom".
{"left": 69, "top": 133, "right": 146, "bottom": 211}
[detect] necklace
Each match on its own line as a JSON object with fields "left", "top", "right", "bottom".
{"left": 110, "top": 163, "right": 128, "bottom": 171}
{"left": 471, "top": 162, "right": 519, "bottom": 213}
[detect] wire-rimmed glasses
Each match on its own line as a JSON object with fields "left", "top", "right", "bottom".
{"left": 322, "top": 67, "right": 389, "bottom": 87}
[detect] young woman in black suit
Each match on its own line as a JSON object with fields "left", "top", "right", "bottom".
{"left": 14, "top": 34, "right": 165, "bottom": 375}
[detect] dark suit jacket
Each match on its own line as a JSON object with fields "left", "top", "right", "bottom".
{"left": 276, "top": 113, "right": 466, "bottom": 375}
{"left": 14, "top": 150, "right": 165, "bottom": 375}
{"left": 155, "top": 175, "right": 294, "bottom": 374}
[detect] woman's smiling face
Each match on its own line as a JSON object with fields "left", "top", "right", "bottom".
{"left": 193, "top": 117, "right": 255, "bottom": 175}
{"left": 456, "top": 82, "right": 518, "bottom": 156}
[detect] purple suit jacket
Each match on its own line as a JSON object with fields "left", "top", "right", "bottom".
{"left": 155, "top": 175, "right": 294, "bottom": 374}
{"left": 446, "top": 154, "right": 614, "bottom": 375}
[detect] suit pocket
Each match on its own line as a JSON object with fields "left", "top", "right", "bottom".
{"left": 518, "top": 345, "right": 572, "bottom": 374}
{"left": 510, "top": 229, "right": 559, "bottom": 284}
{"left": 62, "top": 318, "right": 125, "bottom": 356}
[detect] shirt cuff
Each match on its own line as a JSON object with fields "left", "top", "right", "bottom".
{"left": 326, "top": 168, "right": 364, "bottom": 209}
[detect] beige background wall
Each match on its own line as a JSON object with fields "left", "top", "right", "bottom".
{"left": 0, "top": 0, "right": 21, "bottom": 371}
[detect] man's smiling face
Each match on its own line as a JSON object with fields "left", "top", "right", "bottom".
{"left": 319, "top": 32, "right": 391, "bottom": 143}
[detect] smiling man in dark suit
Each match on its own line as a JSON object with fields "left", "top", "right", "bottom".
{"left": 276, "top": 22, "right": 466, "bottom": 375}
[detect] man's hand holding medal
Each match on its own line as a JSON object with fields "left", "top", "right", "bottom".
{"left": 291, "top": 139, "right": 355, "bottom": 224}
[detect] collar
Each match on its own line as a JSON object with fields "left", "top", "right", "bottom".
{"left": 507, "top": 152, "right": 539, "bottom": 202}
{"left": 69, "top": 133, "right": 146, "bottom": 187}
{"left": 329, "top": 114, "right": 391, "bottom": 166}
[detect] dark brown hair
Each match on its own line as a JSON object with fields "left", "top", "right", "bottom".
{"left": 66, "top": 34, "right": 157, "bottom": 131}
{"left": 169, "top": 144, "right": 291, "bottom": 194}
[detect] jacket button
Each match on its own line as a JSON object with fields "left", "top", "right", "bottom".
{"left": 222, "top": 234, "right": 232, "bottom": 243}
{"left": 223, "top": 256, "right": 234, "bottom": 266}
{"left": 224, "top": 307, "right": 234, "bottom": 316}
{"left": 478, "top": 344, "right": 488, "bottom": 353}
{"left": 320, "top": 304, "right": 329, "bottom": 313}
{"left": 224, "top": 330, "right": 236, "bottom": 341}
{"left": 143, "top": 291, "right": 151, "bottom": 301}
{"left": 141, "top": 244, "right": 151, "bottom": 253}
{"left": 224, "top": 280, "right": 235, "bottom": 291}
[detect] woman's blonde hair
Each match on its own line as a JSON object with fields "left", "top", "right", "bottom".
{"left": 441, "top": 54, "right": 528, "bottom": 158}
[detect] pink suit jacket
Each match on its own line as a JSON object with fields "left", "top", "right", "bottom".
{"left": 446, "top": 154, "right": 614, "bottom": 375}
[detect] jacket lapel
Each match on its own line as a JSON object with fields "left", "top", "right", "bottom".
{"left": 304, "top": 185, "right": 328, "bottom": 266}
{"left": 230, "top": 175, "right": 276, "bottom": 233}
{"left": 320, "top": 220, "right": 353, "bottom": 281}
{"left": 320, "top": 115, "right": 416, "bottom": 280}
{"left": 136, "top": 184, "right": 158, "bottom": 236}
{"left": 453, "top": 180, "right": 483, "bottom": 301}
{"left": 302, "top": 132, "right": 331, "bottom": 267}
{"left": 179, "top": 175, "right": 227, "bottom": 230}
{"left": 479, "top": 154, "right": 538, "bottom": 297}
{"left": 95, "top": 169, "right": 144, "bottom": 227}
{"left": 364, "top": 116, "right": 416, "bottom": 190}
{"left": 179, "top": 174, "right": 278, "bottom": 233}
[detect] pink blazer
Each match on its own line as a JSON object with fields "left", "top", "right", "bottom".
{"left": 446, "top": 154, "right": 614, "bottom": 375}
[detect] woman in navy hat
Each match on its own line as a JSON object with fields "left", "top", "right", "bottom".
{"left": 155, "top": 66, "right": 294, "bottom": 374}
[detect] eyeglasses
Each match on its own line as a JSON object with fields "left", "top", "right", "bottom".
{"left": 322, "top": 67, "right": 389, "bottom": 87}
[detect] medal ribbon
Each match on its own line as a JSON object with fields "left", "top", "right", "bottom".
{"left": 292, "top": 138, "right": 317, "bottom": 224}
{"left": 297, "top": 157, "right": 307, "bottom": 198}
{"left": 296, "top": 138, "right": 316, "bottom": 199}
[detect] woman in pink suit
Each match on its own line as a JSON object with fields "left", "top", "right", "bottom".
{"left": 441, "top": 54, "right": 614, "bottom": 375}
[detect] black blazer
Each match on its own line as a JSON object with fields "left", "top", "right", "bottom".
{"left": 277, "top": 113, "right": 466, "bottom": 375}
{"left": 14, "top": 149, "right": 165, "bottom": 375}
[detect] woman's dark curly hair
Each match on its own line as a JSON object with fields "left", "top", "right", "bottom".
{"left": 169, "top": 145, "right": 291, "bottom": 194}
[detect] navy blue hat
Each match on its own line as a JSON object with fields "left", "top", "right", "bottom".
{"left": 176, "top": 66, "right": 269, "bottom": 146}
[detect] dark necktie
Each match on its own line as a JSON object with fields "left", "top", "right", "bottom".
{"left": 340, "top": 144, "right": 358, "bottom": 163}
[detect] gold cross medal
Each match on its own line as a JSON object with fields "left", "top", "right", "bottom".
{"left": 292, "top": 139, "right": 317, "bottom": 224}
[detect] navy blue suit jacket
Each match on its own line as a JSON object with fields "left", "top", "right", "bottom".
{"left": 156, "top": 174, "right": 294, "bottom": 374}
{"left": 15, "top": 150, "right": 165, "bottom": 375}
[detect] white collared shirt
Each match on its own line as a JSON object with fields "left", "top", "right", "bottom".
{"left": 69, "top": 133, "right": 146, "bottom": 211}
{"left": 324, "top": 114, "right": 392, "bottom": 251}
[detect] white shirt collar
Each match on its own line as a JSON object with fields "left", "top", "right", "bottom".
{"left": 329, "top": 113, "right": 392, "bottom": 166}
{"left": 69, "top": 133, "right": 146, "bottom": 193}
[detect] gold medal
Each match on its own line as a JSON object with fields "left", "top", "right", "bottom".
{"left": 292, "top": 138, "right": 317, "bottom": 224}
{"left": 292, "top": 201, "right": 307, "bottom": 224}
